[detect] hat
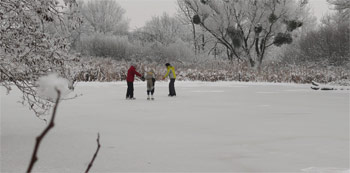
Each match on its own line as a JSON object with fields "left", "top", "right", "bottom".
{"left": 165, "top": 63, "right": 170, "bottom": 67}
{"left": 131, "top": 62, "right": 137, "bottom": 68}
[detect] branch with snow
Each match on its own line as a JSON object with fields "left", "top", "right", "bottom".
{"left": 311, "top": 81, "right": 350, "bottom": 90}
{"left": 0, "top": 0, "right": 81, "bottom": 117}
{"left": 37, "top": 73, "right": 72, "bottom": 102}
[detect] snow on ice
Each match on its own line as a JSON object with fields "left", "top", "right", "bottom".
{"left": 1, "top": 81, "right": 349, "bottom": 172}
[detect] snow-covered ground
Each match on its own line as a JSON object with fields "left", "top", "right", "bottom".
{"left": 1, "top": 81, "right": 349, "bottom": 172}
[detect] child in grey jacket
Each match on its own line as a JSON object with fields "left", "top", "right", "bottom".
{"left": 145, "top": 69, "right": 156, "bottom": 100}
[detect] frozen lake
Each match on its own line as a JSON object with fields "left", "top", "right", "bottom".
{"left": 1, "top": 81, "right": 349, "bottom": 172}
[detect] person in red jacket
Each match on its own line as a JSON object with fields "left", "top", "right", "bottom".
{"left": 126, "top": 65, "right": 144, "bottom": 99}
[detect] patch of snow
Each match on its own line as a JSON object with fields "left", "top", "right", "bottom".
{"left": 301, "top": 167, "right": 349, "bottom": 173}
{"left": 37, "top": 73, "right": 71, "bottom": 101}
{"left": 192, "top": 90, "right": 224, "bottom": 93}
{"left": 256, "top": 91, "right": 280, "bottom": 94}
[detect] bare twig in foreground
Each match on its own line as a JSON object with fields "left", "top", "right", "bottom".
{"left": 85, "top": 133, "right": 101, "bottom": 173}
{"left": 26, "top": 89, "right": 61, "bottom": 173}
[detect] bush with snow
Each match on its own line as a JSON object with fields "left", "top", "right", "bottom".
{"left": 78, "top": 34, "right": 133, "bottom": 60}
{"left": 69, "top": 56, "right": 349, "bottom": 85}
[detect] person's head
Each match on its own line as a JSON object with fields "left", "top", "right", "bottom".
{"left": 165, "top": 63, "right": 170, "bottom": 67}
{"left": 131, "top": 63, "right": 137, "bottom": 68}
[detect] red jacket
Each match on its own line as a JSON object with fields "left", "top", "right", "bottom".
{"left": 126, "top": 66, "right": 142, "bottom": 82}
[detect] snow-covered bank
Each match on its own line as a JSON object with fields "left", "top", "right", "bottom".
{"left": 1, "top": 82, "right": 349, "bottom": 172}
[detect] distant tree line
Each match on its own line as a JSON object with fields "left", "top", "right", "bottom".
{"left": 283, "top": 0, "right": 350, "bottom": 66}
{"left": 70, "top": 0, "right": 348, "bottom": 69}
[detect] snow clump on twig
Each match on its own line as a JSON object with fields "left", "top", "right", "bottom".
{"left": 37, "top": 73, "right": 71, "bottom": 101}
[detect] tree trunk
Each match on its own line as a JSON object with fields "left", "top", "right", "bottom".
{"left": 192, "top": 23, "right": 197, "bottom": 55}
{"left": 201, "top": 34, "right": 205, "bottom": 51}
{"left": 249, "top": 57, "right": 256, "bottom": 67}
{"left": 226, "top": 48, "right": 234, "bottom": 61}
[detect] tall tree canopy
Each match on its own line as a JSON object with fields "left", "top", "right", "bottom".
{"left": 78, "top": 0, "right": 129, "bottom": 35}
{"left": 181, "top": 0, "right": 308, "bottom": 67}
{"left": 141, "top": 13, "right": 185, "bottom": 46}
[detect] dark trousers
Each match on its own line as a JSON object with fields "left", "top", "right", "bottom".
{"left": 147, "top": 89, "right": 154, "bottom": 95}
{"left": 169, "top": 79, "right": 176, "bottom": 96}
{"left": 126, "top": 82, "right": 134, "bottom": 98}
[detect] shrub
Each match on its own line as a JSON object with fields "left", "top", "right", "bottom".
{"left": 78, "top": 34, "right": 133, "bottom": 60}
{"left": 71, "top": 56, "right": 349, "bottom": 86}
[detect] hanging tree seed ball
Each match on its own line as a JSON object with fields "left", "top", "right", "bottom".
{"left": 200, "top": 0, "right": 207, "bottom": 4}
{"left": 297, "top": 21, "right": 303, "bottom": 27}
{"left": 232, "top": 37, "right": 242, "bottom": 47}
{"left": 273, "top": 33, "right": 293, "bottom": 46}
{"left": 287, "top": 20, "right": 298, "bottom": 31}
{"left": 285, "top": 20, "right": 303, "bottom": 31}
{"left": 193, "top": 15, "right": 201, "bottom": 25}
{"left": 227, "top": 26, "right": 243, "bottom": 47}
{"left": 254, "top": 24, "right": 263, "bottom": 34}
{"left": 268, "top": 13, "right": 278, "bottom": 23}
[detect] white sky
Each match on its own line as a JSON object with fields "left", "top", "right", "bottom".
{"left": 115, "top": 0, "right": 331, "bottom": 29}
{"left": 115, "top": 0, "right": 178, "bottom": 30}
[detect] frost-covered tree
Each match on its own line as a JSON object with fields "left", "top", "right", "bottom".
{"left": 327, "top": 0, "right": 350, "bottom": 18}
{"left": 0, "top": 0, "right": 81, "bottom": 117}
{"left": 297, "top": 8, "right": 350, "bottom": 65}
{"left": 142, "top": 13, "right": 185, "bottom": 46}
{"left": 78, "top": 0, "right": 129, "bottom": 35}
{"left": 177, "top": 0, "right": 218, "bottom": 56}
{"left": 177, "top": 0, "right": 200, "bottom": 55}
{"left": 182, "top": 0, "right": 308, "bottom": 68}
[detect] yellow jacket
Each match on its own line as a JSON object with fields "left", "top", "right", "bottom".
{"left": 163, "top": 66, "right": 176, "bottom": 79}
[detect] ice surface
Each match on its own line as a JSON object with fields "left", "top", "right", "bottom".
{"left": 1, "top": 81, "right": 349, "bottom": 172}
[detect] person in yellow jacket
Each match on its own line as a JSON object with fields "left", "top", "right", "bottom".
{"left": 162, "top": 63, "right": 176, "bottom": 96}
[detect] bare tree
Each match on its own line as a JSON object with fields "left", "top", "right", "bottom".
{"left": 142, "top": 13, "right": 185, "bottom": 46}
{"left": 181, "top": 0, "right": 308, "bottom": 68}
{"left": 177, "top": 0, "right": 199, "bottom": 55}
{"left": 79, "top": 0, "right": 129, "bottom": 35}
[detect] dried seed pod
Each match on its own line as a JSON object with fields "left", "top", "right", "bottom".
{"left": 268, "top": 13, "right": 278, "bottom": 23}
{"left": 193, "top": 15, "right": 201, "bottom": 24}
{"left": 227, "top": 26, "right": 243, "bottom": 47}
{"left": 254, "top": 24, "right": 263, "bottom": 34}
{"left": 284, "top": 20, "right": 303, "bottom": 31}
{"left": 273, "top": 33, "right": 293, "bottom": 46}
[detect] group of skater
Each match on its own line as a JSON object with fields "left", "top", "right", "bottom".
{"left": 126, "top": 63, "right": 176, "bottom": 100}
